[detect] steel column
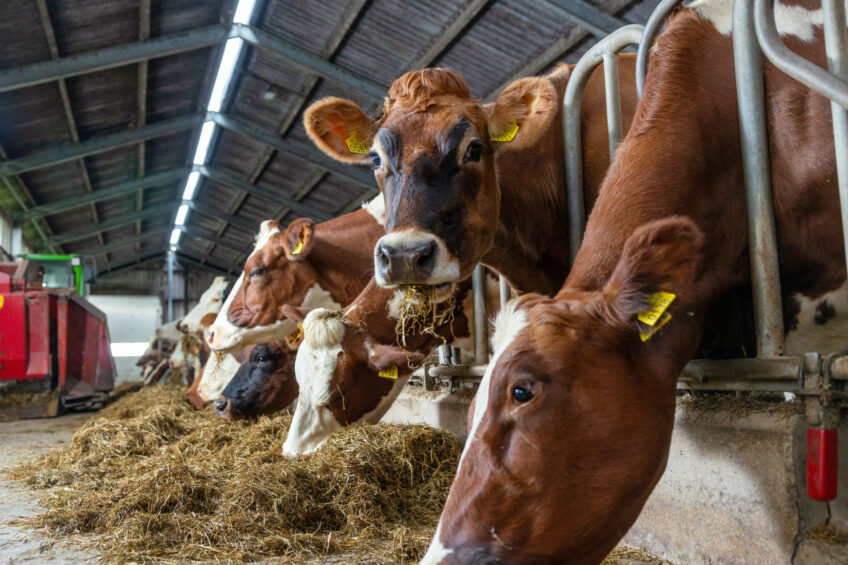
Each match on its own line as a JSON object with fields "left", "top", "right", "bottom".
{"left": 563, "top": 25, "right": 644, "bottom": 261}
{"left": 167, "top": 251, "right": 174, "bottom": 322}
{"left": 733, "top": 0, "right": 784, "bottom": 357}
{"left": 472, "top": 265, "right": 489, "bottom": 364}
{"left": 821, "top": 0, "right": 848, "bottom": 280}
{"left": 635, "top": 0, "right": 680, "bottom": 98}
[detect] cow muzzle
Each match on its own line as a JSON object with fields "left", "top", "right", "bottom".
{"left": 374, "top": 231, "right": 459, "bottom": 286}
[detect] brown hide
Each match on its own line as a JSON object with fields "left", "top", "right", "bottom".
{"left": 429, "top": 4, "right": 845, "bottom": 564}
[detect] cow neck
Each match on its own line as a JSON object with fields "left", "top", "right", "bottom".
{"left": 306, "top": 207, "right": 383, "bottom": 304}
{"left": 563, "top": 12, "right": 748, "bottom": 379}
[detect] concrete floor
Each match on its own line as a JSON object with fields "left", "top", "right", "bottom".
{"left": 0, "top": 412, "right": 101, "bottom": 565}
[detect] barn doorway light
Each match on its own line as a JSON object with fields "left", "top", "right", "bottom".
{"left": 167, "top": 0, "right": 258, "bottom": 254}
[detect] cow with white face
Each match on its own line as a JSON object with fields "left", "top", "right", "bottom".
{"left": 178, "top": 276, "right": 229, "bottom": 334}
{"left": 280, "top": 278, "right": 479, "bottom": 456}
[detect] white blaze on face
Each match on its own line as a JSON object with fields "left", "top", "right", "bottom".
{"left": 686, "top": 0, "right": 839, "bottom": 40}
{"left": 140, "top": 320, "right": 182, "bottom": 362}
{"left": 181, "top": 276, "right": 229, "bottom": 333}
{"left": 374, "top": 230, "right": 460, "bottom": 287}
{"left": 421, "top": 300, "right": 529, "bottom": 565}
{"left": 362, "top": 193, "right": 386, "bottom": 226}
{"left": 283, "top": 308, "right": 348, "bottom": 456}
{"left": 169, "top": 341, "right": 186, "bottom": 369}
{"left": 197, "top": 351, "right": 242, "bottom": 402}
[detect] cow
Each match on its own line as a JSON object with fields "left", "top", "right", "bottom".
{"left": 197, "top": 196, "right": 386, "bottom": 401}
{"left": 212, "top": 341, "right": 298, "bottom": 420}
{"left": 136, "top": 319, "right": 182, "bottom": 382}
{"left": 170, "top": 312, "right": 217, "bottom": 386}
{"left": 422, "top": 2, "right": 847, "bottom": 563}
{"left": 178, "top": 276, "right": 229, "bottom": 334}
{"left": 280, "top": 270, "right": 506, "bottom": 456}
{"left": 304, "top": 56, "right": 638, "bottom": 296}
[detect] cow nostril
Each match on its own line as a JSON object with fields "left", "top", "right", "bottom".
{"left": 214, "top": 397, "right": 230, "bottom": 415}
{"left": 207, "top": 331, "right": 214, "bottom": 344}
{"left": 416, "top": 241, "right": 436, "bottom": 267}
{"left": 376, "top": 244, "right": 390, "bottom": 269}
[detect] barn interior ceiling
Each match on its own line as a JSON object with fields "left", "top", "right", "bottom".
{"left": 0, "top": 0, "right": 660, "bottom": 281}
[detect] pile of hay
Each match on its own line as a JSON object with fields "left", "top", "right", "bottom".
{"left": 11, "top": 385, "right": 460, "bottom": 564}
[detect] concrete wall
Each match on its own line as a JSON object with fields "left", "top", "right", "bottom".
{"left": 87, "top": 295, "right": 162, "bottom": 383}
{"left": 623, "top": 405, "right": 848, "bottom": 565}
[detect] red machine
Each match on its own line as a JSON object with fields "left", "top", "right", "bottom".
{"left": 0, "top": 260, "right": 115, "bottom": 418}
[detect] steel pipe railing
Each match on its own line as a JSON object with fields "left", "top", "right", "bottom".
{"left": 471, "top": 264, "right": 489, "bottom": 364}
{"left": 564, "top": 24, "right": 644, "bottom": 262}
{"left": 635, "top": 0, "right": 680, "bottom": 97}
{"left": 734, "top": 0, "right": 785, "bottom": 357}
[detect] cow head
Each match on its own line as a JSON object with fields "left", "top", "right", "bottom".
{"left": 213, "top": 342, "right": 298, "bottom": 420}
{"left": 178, "top": 276, "right": 228, "bottom": 333}
{"left": 206, "top": 219, "right": 340, "bottom": 351}
{"left": 422, "top": 218, "right": 703, "bottom": 565}
{"left": 280, "top": 300, "right": 432, "bottom": 456}
{"left": 305, "top": 68, "right": 558, "bottom": 290}
{"left": 195, "top": 347, "right": 246, "bottom": 402}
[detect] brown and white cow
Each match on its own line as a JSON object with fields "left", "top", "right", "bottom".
{"left": 212, "top": 341, "right": 298, "bottom": 420}
{"left": 178, "top": 276, "right": 229, "bottom": 334}
{"left": 197, "top": 196, "right": 385, "bottom": 401}
{"left": 280, "top": 278, "right": 477, "bottom": 455}
{"left": 423, "top": 2, "right": 848, "bottom": 563}
{"left": 305, "top": 56, "right": 638, "bottom": 296}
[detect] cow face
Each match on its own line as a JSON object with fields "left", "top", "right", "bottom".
{"left": 422, "top": 218, "right": 703, "bottom": 565}
{"left": 196, "top": 347, "right": 246, "bottom": 402}
{"left": 214, "top": 342, "right": 298, "bottom": 420}
{"left": 281, "top": 306, "right": 425, "bottom": 456}
{"left": 178, "top": 276, "right": 228, "bottom": 333}
{"left": 305, "top": 68, "right": 559, "bottom": 289}
{"left": 207, "top": 219, "right": 338, "bottom": 351}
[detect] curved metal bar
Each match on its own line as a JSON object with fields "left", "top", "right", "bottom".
{"left": 733, "top": 0, "right": 784, "bottom": 357}
{"left": 753, "top": 0, "right": 848, "bottom": 109}
{"left": 635, "top": 0, "right": 681, "bottom": 98}
{"left": 563, "top": 24, "right": 644, "bottom": 262}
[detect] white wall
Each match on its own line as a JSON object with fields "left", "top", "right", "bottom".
{"left": 87, "top": 295, "right": 162, "bottom": 384}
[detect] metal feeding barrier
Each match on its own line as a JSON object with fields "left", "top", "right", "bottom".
{"left": 420, "top": 0, "right": 848, "bottom": 499}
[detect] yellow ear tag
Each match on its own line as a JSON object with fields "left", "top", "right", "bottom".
{"left": 291, "top": 240, "right": 304, "bottom": 255}
{"left": 378, "top": 365, "right": 399, "bottom": 380}
{"left": 345, "top": 134, "right": 369, "bottom": 154}
{"left": 637, "top": 291, "right": 676, "bottom": 342}
{"left": 0, "top": 296, "right": 4, "bottom": 311}
{"left": 490, "top": 123, "right": 519, "bottom": 142}
{"left": 286, "top": 323, "right": 304, "bottom": 349}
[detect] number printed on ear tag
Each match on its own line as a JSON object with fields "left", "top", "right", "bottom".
{"left": 378, "top": 365, "right": 399, "bottom": 379}
{"left": 345, "top": 134, "right": 369, "bottom": 154}
{"left": 491, "top": 123, "right": 519, "bottom": 142}
{"left": 637, "top": 292, "right": 676, "bottom": 326}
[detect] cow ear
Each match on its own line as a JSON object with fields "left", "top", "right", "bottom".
{"left": 601, "top": 216, "right": 703, "bottom": 332}
{"left": 304, "top": 97, "right": 377, "bottom": 164}
{"left": 281, "top": 304, "right": 312, "bottom": 325}
{"left": 486, "top": 76, "right": 558, "bottom": 151}
{"left": 282, "top": 218, "right": 315, "bottom": 262}
{"left": 368, "top": 343, "right": 426, "bottom": 372}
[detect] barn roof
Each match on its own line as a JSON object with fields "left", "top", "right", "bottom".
{"left": 0, "top": 0, "right": 660, "bottom": 281}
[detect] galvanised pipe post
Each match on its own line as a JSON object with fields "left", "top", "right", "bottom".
{"left": 635, "top": 0, "right": 680, "bottom": 98}
{"left": 733, "top": 0, "right": 784, "bottom": 357}
{"left": 472, "top": 264, "right": 488, "bottom": 365}
{"left": 499, "top": 274, "right": 510, "bottom": 309}
{"left": 821, "top": 0, "right": 848, "bottom": 280}
{"left": 563, "top": 24, "right": 644, "bottom": 262}
{"left": 603, "top": 51, "right": 623, "bottom": 159}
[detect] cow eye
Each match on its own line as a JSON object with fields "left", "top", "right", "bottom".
{"left": 249, "top": 267, "right": 265, "bottom": 281}
{"left": 464, "top": 141, "right": 483, "bottom": 163}
{"left": 512, "top": 386, "right": 533, "bottom": 402}
{"left": 256, "top": 354, "right": 269, "bottom": 364}
{"left": 369, "top": 153, "right": 382, "bottom": 169}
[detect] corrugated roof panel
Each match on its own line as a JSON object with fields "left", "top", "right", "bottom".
{"left": 0, "top": 83, "right": 75, "bottom": 156}
{"left": 0, "top": 3, "right": 52, "bottom": 68}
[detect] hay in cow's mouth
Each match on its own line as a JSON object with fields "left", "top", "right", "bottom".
{"left": 10, "top": 385, "right": 460, "bottom": 564}
{"left": 394, "top": 284, "right": 456, "bottom": 348}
